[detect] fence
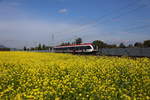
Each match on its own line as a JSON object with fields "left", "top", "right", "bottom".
{"left": 25, "top": 48, "right": 150, "bottom": 57}
{"left": 100, "top": 48, "right": 150, "bottom": 57}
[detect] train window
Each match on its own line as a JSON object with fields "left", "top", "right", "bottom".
{"left": 81, "top": 46, "right": 85, "bottom": 49}
{"left": 58, "top": 48, "right": 62, "bottom": 50}
{"left": 85, "top": 46, "right": 91, "bottom": 49}
{"left": 63, "top": 47, "right": 67, "bottom": 50}
{"left": 79, "top": 46, "right": 83, "bottom": 50}
{"left": 54, "top": 45, "right": 91, "bottom": 51}
{"left": 78, "top": 46, "right": 91, "bottom": 49}
{"left": 74, "top": 47, "right": 77, "bottom": 50}
{"left": 54, "top": 48, "right": 58, "bottom": 50}
{"left": 55, "top": 48, "right": 63, "bottom": 50}
{"left": 75, "top": 47, "right": 80, "bottom": 50}
{"left": 69, "top": 47, "right": 74, "bottom": 50}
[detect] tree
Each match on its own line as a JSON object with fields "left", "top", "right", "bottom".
{"left": 27, "top": 48, "right": 30, "bottom": 51}
{"left": 60, "top": 42, "right": 68, "bottom": 46}
{"left": 30, "top": 47, "right": 35, "bottom": 50}
{"left": 42, "top": 44, "right": 46, "bottom": 50}
{"left": 134, "top": 42, "right": 143, "bottom": 48}
{"left": 38, "top": 43, "right": 42, "bottom": 50}
{"left": 92, "top": 40, "right": 106, "bottom": 49}
{"left": 127, "top": 44, "right": 133, "bottom": 48}
{"left": 72, "top": 42, "right": 76, "bottom": 45}
{"left": 24, "top": 46, "right": 27, "bottom": 51}
{"left": 60, "top": 43, "right": 65, "bottom": 46}
{"left": 75, "top": 38, "right": 82, "bottom": 44}
{"left": 66, "top": 42, "right": 70, "bottom": 45}
{"left": 107, "top": 44, "right": 117, "bottom": 48}
{"left": 143, "top": 40, "right": 150, "bottom": 47}
{"left": 119, "top": 43, "right": 126, "bottom": 48}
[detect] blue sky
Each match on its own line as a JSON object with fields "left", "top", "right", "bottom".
{"left": 0, "top": 0, "right": 150, "bottom": 48}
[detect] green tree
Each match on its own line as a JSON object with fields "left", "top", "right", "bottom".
{"left": 38, "top": 43, "right": 42, "bottom": 50}
{"left": 75, "top": 38, "right": 82, "bottom": 44}
{"left": 127, "top": 44, "right": 133, "bottom": 48}
{"left": 42, "top": 44, "right": 46, "bottom": 50}
{"left": 107, "top": 44, "right": 117, "bottom": 48}
{"left": 143, "top": 40, "right": 150, "bottom": 47}
{"left": 30, "top": 47, "right": 35, "bottom": 50}
{"left": 60, "top": 43, "right": 65, "bottom": 46}
{"left": 23, "top": 46, "right": 27, "bottom": 51}
{"left": 92, "top": 40, "right": 106, "bottom": 49}
{"left": 60, "top": 42, "right": 71, "bottom": 46}
{"left": 119, "top": 43, "right": 126, "bottom": 48}
{"left": 134, "top": 42, "right": 143, "bottom": 48}
{"left": 66, "top": 42, "right": 70, "bottom": 45}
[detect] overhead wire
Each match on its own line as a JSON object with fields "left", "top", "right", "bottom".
{"left": 54, "top": 0, "right": 149, "bottom": 45}
{"left": 55, "top": 0, "right": 139, "bottom": 35}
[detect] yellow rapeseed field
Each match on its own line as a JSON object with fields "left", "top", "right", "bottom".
{"left": 0, "top": 52, "right": 150, "bottom": 100}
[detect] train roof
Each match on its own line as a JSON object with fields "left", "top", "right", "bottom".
{"left": 54, "top": 43, "right": 93, "bottom": 48}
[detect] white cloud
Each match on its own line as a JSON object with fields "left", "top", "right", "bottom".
{"left": 0, "top": 0, "right": 148, "bottom": 48}
{"left": 0, "top": 19, "right": 107, "bottom": 48}
{"left": 1, "top": 17, "right": 148, "bottom": 48}
{"left": 0, "top": 0, "right": 21, "bottom": 6}
{"left": 1, "top": 17, "right": 149, "bottom": 48}
{"left": 58, "top": 8, "right": 68, "bottom": 14}
{"left": 0, "top": 18, "right": 103, "bottom": 48}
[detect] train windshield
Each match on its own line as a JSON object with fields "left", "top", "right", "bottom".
{"left": 83, "top": 46, "right": 92, "bottom": 49}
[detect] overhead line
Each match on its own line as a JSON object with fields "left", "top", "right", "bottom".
{"left": 124, "top": 24, "right": 150, "bottom": 31}
{"left": 54, "top": 0, "right": 149, "bottom": 44}
{"left": 65, "top": 4, "right": 148, "bottom": 36}
{"left": 55, "top": 0, "right": 139, "bottom": 35}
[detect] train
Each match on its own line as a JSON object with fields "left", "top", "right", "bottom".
{"left": 53, "top": 43, "right": 96, "bottom": 54}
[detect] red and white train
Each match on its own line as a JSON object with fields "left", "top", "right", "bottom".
{"left": 53, "top": 43, "right": 96, "bottom": 54}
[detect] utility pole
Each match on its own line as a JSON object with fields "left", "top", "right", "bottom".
{"left": 48, "top": 33, "right": 55, "bottom": 52}
{"left": 52, "top": 34, "right": 54, "bottom": 42}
